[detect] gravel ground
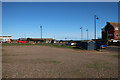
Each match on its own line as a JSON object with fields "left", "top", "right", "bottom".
{"left": 2, "top": 45, "right": 118, "bottom": 78}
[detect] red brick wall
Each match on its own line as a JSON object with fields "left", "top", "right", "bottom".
{"left": 106, "top": 25, "right": 114, "bottom": 40}
{"left": 102, "top": 22, "right": 120, "bottom": 41}
{"left": 102, "top": 24, "right": 114, "bottom": 40}
{"left": 114, "top": 27, "right": 120, "bottom": 40}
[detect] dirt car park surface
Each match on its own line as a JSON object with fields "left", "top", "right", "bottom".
{"left": 2, "top": 45, "right": 118, "bottom": 78}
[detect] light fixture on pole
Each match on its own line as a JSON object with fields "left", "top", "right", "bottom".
{"left": 94, "top": 14, "right": 99, "bottom": 41}
{"left": 80, "top": 27, "right": 82, "bottom": 40}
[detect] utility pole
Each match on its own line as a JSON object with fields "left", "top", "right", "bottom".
{"left": 94, "top": 14, "right": 99, "bottom": 41}
{"left": 80, "top": 27, "right": 82, "bottom": 40}
{"left": 40, "top": 26, "right": 42, "bottom": 40}
{"left": 86, "top": 29, "right": 88, "bottom": 40}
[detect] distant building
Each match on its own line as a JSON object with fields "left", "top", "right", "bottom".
{"left": 27, "top": 38, "right": 56, "bottom": 43}
{"left": 101, "top": 22, "right": 120, "bottom": 42}
{"left": 0, "top": 36, "right": 12, "bottom": 43}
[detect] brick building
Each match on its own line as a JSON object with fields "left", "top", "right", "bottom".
{"left": 101, "top": 22, "right": 120, "bottom": 42}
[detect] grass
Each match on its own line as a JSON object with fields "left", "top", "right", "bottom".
{"left": 2, "top": 43, "right": 84, "bottom": 50}
{"left": 86, "top": 62, "right": 111, "bottom": 70}
{"left": 33, "top": 58, "right": 61, "bottom": 64}
{"left": 86, "top": 62, "right": 100, "bottom": 70}
{"left": 2, "top": 43, "right": 33, "bottom": 46}
{"left": 111, "top": 55, "right": 120, "bottom": 59}
{"left": 48, "top": 60, "right": 61, "bottom": 64}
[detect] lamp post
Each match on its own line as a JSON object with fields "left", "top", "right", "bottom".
{"left": 94, "top": 14, "right": 99, "bottom": 41}
{"left": 86, "top": 29, "right": 88, "bottom": 40}
{"left": 40, "top": 26, "right": 42, "bottom": 40}
{"left": 80, "top": 27, "right": 82, "bottom": 40}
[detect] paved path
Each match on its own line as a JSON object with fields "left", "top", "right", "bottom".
{"left": 105, "top": 46, "right": 119, "bottom": 54}
{"left": 2, "top": 46, "right": 118, "bottom": 78}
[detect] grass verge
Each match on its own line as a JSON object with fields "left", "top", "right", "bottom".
{"left": 2, "top": 43, "right": 84, "bottom": 50}
{"left": 111, "top": 55, "right": 120, "bottom": 59}
{"left": 86, "top": 62, "right": 111, "bottom": 70}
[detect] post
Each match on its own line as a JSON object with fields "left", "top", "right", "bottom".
{"left": 87, "top": 29, "right": 88, "bottom": 40}
{"left": 80, "top": 27, "right": 82, "bottom": 40}
{"left": 94, "top": 14, "right": 96, "bottom": 41}
{"left": 86, "top": 29, "right": 88, "bottom": 40}
{"left": 81, "top": 28, "right": 82, "bottom": 40}
{"left": 94, "top": 14, "right": 99, "bottom": 41}
{"left": 40, "top": 26, "right": 42, "bottom": 40}
{"left": 94, "top": 14, "right": 99, "bottom": 50}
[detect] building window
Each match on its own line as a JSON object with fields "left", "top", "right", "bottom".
{"left": 116, "top": 34, "right": 120, "bottom": 37}
{"left": 108, "top": 34, "right": 113, "bottom": 36}
{"left": 102, "top": 28, "right": 105, "bottom": 32}
{"left": 115, "top": 27, "right": 119, "bottom": 30}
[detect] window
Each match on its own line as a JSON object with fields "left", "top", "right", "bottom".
{"left": 116, "top": 34, "right": 120, "bottom": 37}
{"left": 108, "top": 34, "right": 113, "bottom": 36}
{"left": 102, "top": 28, "right": 105, "bottom": 32}
{"left": 115, "top": 27, "right": 119, "bottom": 30}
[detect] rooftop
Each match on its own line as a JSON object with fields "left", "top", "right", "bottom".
{"left": 27, "top": 38, "right": 54, "bottom": 40}
{"left": 0, "top": 36, "right": 12, "bottom": 37}
{"left": 107, "top": 22, "right": 120, "bottom": 27}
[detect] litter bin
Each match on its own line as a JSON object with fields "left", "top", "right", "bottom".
{"left": 80, "top": 40, "right": 95, "bottom": 50}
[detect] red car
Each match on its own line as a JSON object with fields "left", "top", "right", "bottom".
{"left": 18, "top": 40, "right": 28, "bottom": 43}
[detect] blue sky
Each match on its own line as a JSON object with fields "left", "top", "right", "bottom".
{"left": 2, "top": 2, "right": 118, "bottom": 40}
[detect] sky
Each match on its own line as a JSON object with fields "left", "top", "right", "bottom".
{"left": 2, "top": 2, "right": 118, "bottom": 40}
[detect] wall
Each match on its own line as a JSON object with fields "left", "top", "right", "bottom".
{"left": 114, "top": 27, "right": 120, "bottom": 40}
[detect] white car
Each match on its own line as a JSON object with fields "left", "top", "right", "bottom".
{"left": 70, "top": 42, "right": 76, "bottom": 46}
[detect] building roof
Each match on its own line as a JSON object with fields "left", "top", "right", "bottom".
{"left": 27, "top": 38, "right": 54, "bottom": 41}
{"left": 0, "top": 36, "right": 12, "bottom": 37}
{"left": 107, "top": 22, "right": 120, "bottom": 27}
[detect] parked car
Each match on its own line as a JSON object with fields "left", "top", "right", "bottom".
{"left": 66, "top": 42, "right": 76, "bottom": 46}
{"left": 18, "top": 40, "right": 28, "bottom": 43}
{"left": 100, "top": 44, "right": 106, "bottom": 49}
{"left": 96, "top": 42, "right": 107, "bottom": 49}
{"left": 6, "top": 39, "right": 11, "bottom": 43}
{"left": 71, "top": 42, "right": 76, "bottom": 46}
{"left": 66, "top": 42, "right": 71, "bottom": 45}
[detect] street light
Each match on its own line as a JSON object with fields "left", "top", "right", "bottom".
{"left": 80, "top": 27, "right": 82, "bottom": 40}
{"left": 86, "top": 29, "right": 88, "bottom": 40}
{"left": 40, "top": 26, "right": 42, "bottom": 39}
{"left": 94, "top": 14, "right": 99, "bottom": 41}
